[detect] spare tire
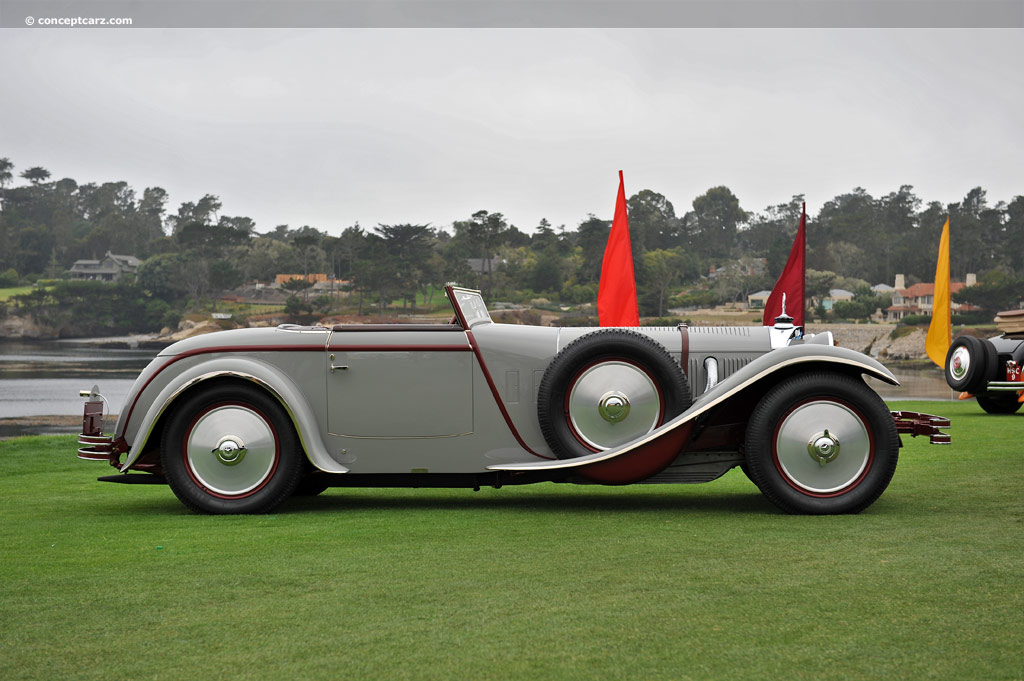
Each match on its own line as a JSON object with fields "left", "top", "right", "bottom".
{"left": 537, "top": 329, "right": 692, "bottom": 460}
{"left": 945, "top": 336, "right": 997, "bottom": 394}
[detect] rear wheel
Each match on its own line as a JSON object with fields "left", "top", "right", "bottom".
{"left": 744, "top": 372, "right": 899, "bottom": 514}
{"left": 977, "top": 393, "right": 1023, "bottom": 415}
{"left": 161, "top": 383, "right": 305, "bottom": 514}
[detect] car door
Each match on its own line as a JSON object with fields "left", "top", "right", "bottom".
{"left": 325, "top": 326, "right": 474, "bottom": 438}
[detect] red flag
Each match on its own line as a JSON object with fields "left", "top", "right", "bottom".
{"left": 598, "top": 170, "right": 640, "bottom": 326}
{"left": 762, "top": 203, "right": 806, "bottom": 327}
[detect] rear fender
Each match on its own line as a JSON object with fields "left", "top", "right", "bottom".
{"left": 120, "top": 356, "right": 347, "bottom": 474}
{"left": 488, "top": 345, "right": 897, "bottom": 475}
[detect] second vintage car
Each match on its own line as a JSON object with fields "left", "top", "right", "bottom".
{"left": 77, "top": 286, "right": 949, "bottom": 515}
{"left": 944, "top": 311, "right": 1024, "bottom": 414}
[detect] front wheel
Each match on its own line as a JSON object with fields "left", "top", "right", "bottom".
{"left": 161, "top": 383, "right": 305, "bottom": 514}
{"left": 744, "top": 372, "right": 899, "bottom": 515}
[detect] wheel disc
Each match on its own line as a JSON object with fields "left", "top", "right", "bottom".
{"left": 567, "top": 360, "right": 663, "bottom": 451}
{"left": 773, "top": 399, "right": 873, "bottom": 495}
{"left": 184, "top": 404, "right": 280, "bottom": 497}
{"left": 948, "top": 346, "right": 971, "bottom": 383}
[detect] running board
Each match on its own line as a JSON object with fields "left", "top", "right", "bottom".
{"left": 98, "top": 474, "right": 167, "bottom": 485}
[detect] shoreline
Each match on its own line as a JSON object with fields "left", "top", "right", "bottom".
{"left": 53, "top": 334, "right": 170, "bottom": 350}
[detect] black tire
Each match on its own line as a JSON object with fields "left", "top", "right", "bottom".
{"left": 293, "top": 474, "right": 332, "bottom": 497}
{"left": 537, "top": 329, "right": 691, "bottom": 460}
{"left": 161, "top": 383, "right": 305, "bottom": 514}
{"left": 744, "top": 372, "right": 899, "bottom": 515}
{"left": 945, "top": 336, "right": 997, "bottom": 394}
{"left": 977, "top": 393, "right": 1023, "bottom": 415}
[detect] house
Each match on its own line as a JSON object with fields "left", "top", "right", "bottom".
{"left": 871, "top": 283, "right": 895, "bottom": 295}
{"left": 747, "top": 290, "right": 771, "bottom": 309}
{"left": 274, "top": 273, "right": 330, "bottom": 286}
{"left": 69, "top": 251, "right": 140, "bottom": 282}
{"left": 885, "top": 273, "right": 976, "bottom": 321}
{"left": 822, "top": 289, "right": 855, "bottom": 311}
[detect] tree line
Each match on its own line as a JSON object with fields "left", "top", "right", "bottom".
{"left": 1, "top": 156, "right": 1021, "bottom": 329}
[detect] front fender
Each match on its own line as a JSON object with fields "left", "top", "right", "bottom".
{"left": 488, "top": 345, "right": 897, "bottom": 474}
{"left": 121, "top": 356, "right": 347, "bottom": 474}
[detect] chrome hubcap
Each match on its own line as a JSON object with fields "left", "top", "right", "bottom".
{"left": 212, "top": 436, "right": 247, "bottom": 466}
{"left": 949, "top": 347, "right": 970, "bottom": 380}
{"left": 568, "top": 361, "right": 661, "bottom": 451}
{"left": 807, "top": 429, "right": 840, "bottom": 467}
{"left": 186, "top": 405, "right": 277, "bottom": 496}
{"left": 775, "top": 400, "right": 871, "bottom": 493}
{"left": 598, "top": 392, "right": 631, "bottom": 423}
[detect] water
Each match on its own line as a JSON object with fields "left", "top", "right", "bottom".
{"left": 0, "top": 341, "right": 156, "bottom": 429}
{"left": 866, "top": 364, "right": 960, "bottom": 402}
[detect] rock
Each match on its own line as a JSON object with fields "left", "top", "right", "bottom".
{"left": 155, "top": 320, "right": 225, "bottom": 343}
{"left": 0, "top": 315, "right": 60, "bottom": 339}
{"left": 804, "top": 323, "right": 930, "bottom": 360}
{"left": 881, "top": 327, "right": 929, "bottom": 360}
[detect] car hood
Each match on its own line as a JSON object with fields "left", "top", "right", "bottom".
{"left": 157, "top": 326, "right": 330, "bottom": 356}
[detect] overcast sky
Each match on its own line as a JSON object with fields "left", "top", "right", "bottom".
{"left": 1, "top": 28, "right": 1021, "bottom": 235}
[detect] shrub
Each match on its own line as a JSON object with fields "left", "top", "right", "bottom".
{"left": 897, "top": 314, "right": 931, "bottom": 327}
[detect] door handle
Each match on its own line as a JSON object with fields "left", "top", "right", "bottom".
{"left": 330, "top": 364, "right": 349, "bottom": 373}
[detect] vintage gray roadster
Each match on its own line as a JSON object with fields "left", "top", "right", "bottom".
{"left": 77, "top": 286, "right": 949, "bottom": 515}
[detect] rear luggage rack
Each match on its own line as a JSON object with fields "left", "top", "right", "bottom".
{"left": 891, "top": 411, "right": 951, "bottom": 445}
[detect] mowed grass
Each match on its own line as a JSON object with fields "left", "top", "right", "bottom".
{"left": 1, "top": 401, "right": 1021, "bottom": 681}
{"left": 0, "top": 285, "right": 37, "bottom": 301}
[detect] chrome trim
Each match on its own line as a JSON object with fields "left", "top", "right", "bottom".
{"left": 77, "top": 447, "right": 112, "bottom": 460}
{"left": 598, "top": 392, "right": 630, "bottom": 423}
{"left": 769, "top": 326, "right": 800, "bottom": 349}
{"left": 78, "top": 434, "right": 113, "bottom": 445}
{"left": 212, "top": 436, "right": 247, "bottom": 465}
{"left": 327, "top": 431, "right": 473, "bottom": 440}
{"left": 986, "top": 381, "right": 1024, "bottom": 392}
{"left": 78, "top": 430, "right": 114, "bottom": 460}
{"left": 275, "top": 324, "right": 331, "bottom": 333}
{"left": 703, "top": 357, "right": 719, "bottom": 393}
{"left": 807, "top": 429, "right": 841, "bottom": 467}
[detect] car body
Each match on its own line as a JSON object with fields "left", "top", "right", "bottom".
{"left": 77, "top": 286, "right": 949, "bottom": 515}
{"left": 944, "top": 326, "right": 1024, "bottom": 414}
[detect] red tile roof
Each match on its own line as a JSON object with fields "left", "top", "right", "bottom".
{"left": 899, "top": 282, "right": 967, "bottom": 298}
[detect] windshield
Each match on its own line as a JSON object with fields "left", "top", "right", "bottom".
{"left": 448, "top": 287, "right": 492, "bottom": 328}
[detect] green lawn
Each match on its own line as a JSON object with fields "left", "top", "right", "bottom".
{"left": 0, "top": 285, "right": 36, "bottom": 301}
{"left": 1, "top": 401, "right": 1021, "bottom": 680}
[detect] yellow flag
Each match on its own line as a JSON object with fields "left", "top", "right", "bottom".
{"left": 925, "top": 218, "right": 951, "bottom": 367}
